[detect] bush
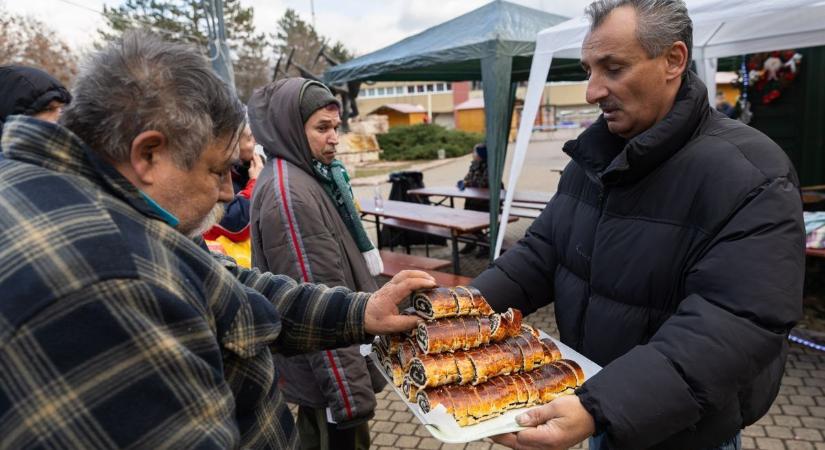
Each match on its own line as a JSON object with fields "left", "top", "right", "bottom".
{"left": 376, "top": 124, "right": 484, "bottom": 161}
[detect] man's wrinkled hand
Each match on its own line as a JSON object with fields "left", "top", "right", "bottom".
{"left": 364, "top": 270, "right": 435, "bottom": 335}
{"left": 491, "top": 395, "right": 595, "bottom": 450}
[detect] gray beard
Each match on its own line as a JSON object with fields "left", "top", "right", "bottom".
{"left": 188, "top": 202, "right": 227, "bottom": 238}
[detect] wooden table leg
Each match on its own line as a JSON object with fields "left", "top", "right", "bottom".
{"left": 374, "top": 216, "right": 382, "bottom": 250}
{"left": 451, "top": 234, "right": 460, "bottom": 274}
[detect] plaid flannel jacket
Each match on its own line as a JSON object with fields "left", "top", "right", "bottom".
{"left": 0, "top": 116, "right": 371, "bottom": 449}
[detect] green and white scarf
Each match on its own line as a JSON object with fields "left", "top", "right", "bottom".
{"left": 311, "top": 159, "right": 374, "bottom": 253}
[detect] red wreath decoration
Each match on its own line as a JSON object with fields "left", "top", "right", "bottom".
{"left": 745, "top": 50, "right": 803, "bottom": 105}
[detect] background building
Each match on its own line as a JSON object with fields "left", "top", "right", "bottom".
{"left": 369, "top": 104, "right": 427, "bottom": 127}
{"left": 358, "top": 81, "right": 455, "bottom": 127}
{"left": 357, "top": 77, "right": 747, "bottom": 139}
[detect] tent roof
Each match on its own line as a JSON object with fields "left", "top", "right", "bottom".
{"left": 534, "top": 0, "right": 825, "bottom": 60}
{"left": 370, "top": 103, "right": 427, "bottom": 114}
{"left": 324, "top": 0, "right": 571, "bottom": 84}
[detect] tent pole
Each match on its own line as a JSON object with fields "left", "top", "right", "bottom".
{"left": 481, "top": 53, "right": 514, "bottom": 263}
{"left": 695, "top": 58, "right": 718, "bottom": 107}
{"left": 495, "top": 52, "right": 554, "bottom": 258}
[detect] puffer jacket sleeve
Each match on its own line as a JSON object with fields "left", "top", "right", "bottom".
{"left": 576, "top": 175, "right": 804, "bottom": 449}
{"left": 251, "top": 162, "right": 346, "bottom": 287}
{"left": 472, "top": 195, "right": 559, "bottom": 314}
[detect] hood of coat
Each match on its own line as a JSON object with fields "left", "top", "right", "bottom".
{"left": 247, "top": 77, "right": 327, "bottom": 176}
{"left": 0, "top": 65, "right": 72, "bottom": 131}
{"left": 564, "top": 70, "right": 711, "bottom": 186}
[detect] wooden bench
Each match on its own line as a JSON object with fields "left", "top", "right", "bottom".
{"left": 379, "top": 250, "right": 450, "bottom": 272}
{"left": 509, "top": 207, "right": 542, "bottom": 219}
{"left": 421, "top": 270, "right": 473, "bottom": 286}
{"left": 382, "top": 217, "right": 453, "bottom": 239}
{"left": 807, "top": 248, "right": 825, "bottom": 259}
{"left": 379, "top": 250, "right": 472, "bottom": 286}
{"left": 381, "top": 217, "right": 455, "bottom": 257}
{"left": 381, "top": 266, "right": 472, "bottom": 286}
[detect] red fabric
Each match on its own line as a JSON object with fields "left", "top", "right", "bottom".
{"left": 238, "top": 177, "right": 257, "bottom": 200}
{"left": 276, "top": 159, "right": 310, "bottom": 285}
{"left": 326, "top": 350, "right": 354, "bottom": 419}
{"left": 202, "top": 223, "right": 250, "bottom": 242}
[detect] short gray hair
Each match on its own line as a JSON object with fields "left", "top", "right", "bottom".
{"left": 585, "top": 0, "right": 693, "bottom": 68}
{"left": 61, "top": 30, "right": 245, "bottom": 169}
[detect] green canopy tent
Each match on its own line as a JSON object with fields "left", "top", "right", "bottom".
{"left": 324, "top": 0, "right": 583, "bottom": 261}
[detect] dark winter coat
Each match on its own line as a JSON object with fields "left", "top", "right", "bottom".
{"left": 0, "top": 65, "right": 71, "bottom": 132}
{"left": 247, "top": 78, "right": 382, "bottom": 427}
{"left": 0, "top": 115, "right": 373, "bottom": 449}
{"left": 472, "top": 71, "right": 804, "bottom": 449}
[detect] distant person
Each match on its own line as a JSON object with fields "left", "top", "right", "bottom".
{"left": 457, "top": 143, "right": 492, "bottom": 255}
{"left": 203, "top": 123, "right": 264, "bottom": 267}
{"left": 716, "top": 91, "right": 736, "bottom": 118}
{"left": 0, "top": 65, "right": 71, "bottom": 156}
{"left": 248, "top": 78, "right": 384, "bottom": 450}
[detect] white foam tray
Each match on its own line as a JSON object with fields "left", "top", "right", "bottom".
{"left": 368, "top": 331, "right": 601, "bottom": 444}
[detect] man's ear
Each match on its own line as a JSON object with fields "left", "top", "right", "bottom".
{"left": 664, "top": 41, "right": 689, "bottom": 81}
{"left": 129, "top": 130, "right": 168, "bottom": 185}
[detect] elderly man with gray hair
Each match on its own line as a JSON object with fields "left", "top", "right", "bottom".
{"left": 481, "top": 1, "right": 804, "bottom": 449}
{"left": 0, "top": 30, "right": 434, "bottom": 449}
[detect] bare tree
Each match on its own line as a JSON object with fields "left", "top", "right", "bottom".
{"left": 273, "top": 8, "right": 353, "bottom": 79}
{"left": 0, "top": 6, "right": 78, "bottom": 86}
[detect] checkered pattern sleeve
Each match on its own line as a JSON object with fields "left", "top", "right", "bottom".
{"left": 0, "top": 278, "right": 241, "bottom": 449}
{"left": 230, "top": 264, "right": 371, "bottom": 355}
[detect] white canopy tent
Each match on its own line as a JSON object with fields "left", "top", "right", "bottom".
{"left": 496, "top": 0, "right": 825, "bottom": 257}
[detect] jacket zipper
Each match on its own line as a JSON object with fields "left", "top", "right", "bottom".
{"left": 576, "top": 182, "right": 609, "bottom": 349}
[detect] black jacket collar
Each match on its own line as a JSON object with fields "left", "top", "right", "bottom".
{"left": 564, "top": 71, "right": 711, "bottom": 186}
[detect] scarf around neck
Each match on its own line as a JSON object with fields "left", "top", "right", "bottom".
{"left": 311, "top": 159, "right": 374, "bottom": 253}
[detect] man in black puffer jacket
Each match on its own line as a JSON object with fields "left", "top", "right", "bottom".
{"left": 482, "top": 1, "right": 804, "bottom": 450}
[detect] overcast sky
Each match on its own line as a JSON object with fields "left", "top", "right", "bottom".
{"left": 5, "top": 0, "right": 595, "bottom": 56}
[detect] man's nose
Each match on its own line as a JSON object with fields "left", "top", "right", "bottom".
{"left": 585, "top": 75, "right": 608, "bottom": 105}
{"left": 218, "top": 172, "right": 234, "bottom": 202}
{"left": 329, "top": 129, "right": 339, "bottom": 145}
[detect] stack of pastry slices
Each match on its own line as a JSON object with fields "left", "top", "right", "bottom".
{"left": 373, "top": 286, "right": 585, "bottom": 426}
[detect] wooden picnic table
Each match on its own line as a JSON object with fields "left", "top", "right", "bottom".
{"left": 407, "top": 186, "right": 553, "bottom": 208}
{"left": 803, "top": 191, "right": 825, "bottom": 205}
{"left": 359, "top": 197, "right": 516, "bottom": 273}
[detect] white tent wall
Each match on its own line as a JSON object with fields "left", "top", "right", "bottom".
{"left": 694, "top": 58, "right": 717, "bottom": 107}
{"left": 495, "top": 55, "right": 554, "bottom": 256}
{"left": 495, "top": 0, "right": 825, "bottom": 257}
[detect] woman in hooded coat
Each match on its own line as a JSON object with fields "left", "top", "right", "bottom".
{"left": 247, "top": 78, "right": 384, "bottom": 450}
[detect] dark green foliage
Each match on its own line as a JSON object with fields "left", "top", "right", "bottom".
{"left": 376, "top": 124, "right": 484, "bottom": 161}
